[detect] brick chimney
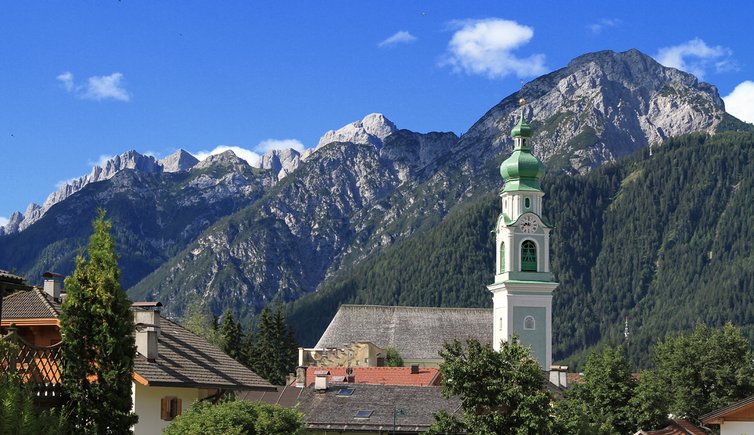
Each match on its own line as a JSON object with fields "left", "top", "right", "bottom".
{"left": 133, "top": 302, "right": 162, "bottom": 362}
{"left": 42, "top": 272, "right": 64, "bottom": 301}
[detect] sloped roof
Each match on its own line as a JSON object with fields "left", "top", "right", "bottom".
{"left": 298, "top": 384, "right": 461, "bottom": 432}
{"left": 315, "top": 305, "right": 492, "bottom": 360}
{"left": 133, "top": 317, "right": 274, "bottom": 390}
{"left": 2, "top": 289, "right": 273, "bottom": 391}
{"left": 637, "top": 419, "right": 706, "bottom": 435}
{"left": 1, "top": 287, "right": 61, "bottom": 320}
{"left": 701, "top": 395, "right": 754, "bottom": 425}
{"left": 0, "top": 269, "right": 25, "bottom": 284}
{"left": 299, "top": 366, "right": 441, "bottom": 387}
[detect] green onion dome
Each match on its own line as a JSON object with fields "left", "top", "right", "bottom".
{"left": 500, "top": 103, "right": 544, "bottom": 192}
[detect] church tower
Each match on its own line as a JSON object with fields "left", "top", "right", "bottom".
{"left": 488, "top": 99, "right": 559, "bottom": 370}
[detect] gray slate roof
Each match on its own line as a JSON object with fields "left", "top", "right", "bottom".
{"left": 315, "top": 305, "right": 493, "bottom": 360}
{"left": 298, "top": 384, "right": 461, "bottom": 432}
{"left": 133, "top": 317, "right": 275, "bottom": 391}
{"left": 1, "top": 288, "right": 60, "bottom": 319}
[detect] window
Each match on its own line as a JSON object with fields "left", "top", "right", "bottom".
{"left": 355, "top": 410, "right": 373, "bottom": 419}
{"left": 499, "top": 242, "right": 505, "bottom": 273}
{"left": 160, "top": 396, "right": 182, "bottom": 421}
{"left": 499, "top": 317, "right": 503, "bottom": 332}
{"left": 524, "top": 197, "right": 531, "bottom": 209}
{"left": 521, "top": 241, "right": 537, "bottom": 272}
{"left": 337, "top": 388, "right": 355, "bottom": 396}
{"left": 524, "top": 316, "right": 535, "bottom": 330}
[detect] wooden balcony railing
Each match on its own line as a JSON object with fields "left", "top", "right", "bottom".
{"left": 1, "top": 324, "right": 63, "bottom": 397}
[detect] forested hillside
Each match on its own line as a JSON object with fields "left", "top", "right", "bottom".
{"left": 289, "top": 130, "right": 754, "bottom": 368}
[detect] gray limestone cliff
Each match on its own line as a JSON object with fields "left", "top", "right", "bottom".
{"left": 459, "top": 49, "right": 725, "bottom": 174}
{"left": 159, "top": 149, "right": 199, "bottom": 173}
{"left": 312, "top": 113, "right": 397, "bottom": 154}
{"left": 259, "top": 148, "right": 301, "bottom": 180}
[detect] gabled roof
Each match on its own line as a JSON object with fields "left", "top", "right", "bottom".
{"left": 298, "top": 384, "right": 461, "bottom": 432}
{"left": 1, "top": 287, "right": 60, "bottom": 323}
{"left": 315, "top": 305, "right": 492, "bottom": 361}
{"left": 2, "top": 289, "right": 274, "bottom": 391}
{"left": 133, "top": 317, "right": 274, "bottom": 391}
{"left": 701, "top": 395, "right": 754, "bottom": 425}
{"left": 299, "top": 366, "right": 441, "bottom": 387}
{"left": 636, "top": 419, "right": 706, "bottom": 435}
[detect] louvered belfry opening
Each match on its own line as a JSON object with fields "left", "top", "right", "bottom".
{"left": 0, "top": 324, "right": 63, "bottom": 398}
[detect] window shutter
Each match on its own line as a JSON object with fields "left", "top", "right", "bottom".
{"left": 175, "top": 398, "right": 182, "bottom": 417}
{"left": 160, "top": 397, "right": 170, "bottom": 420}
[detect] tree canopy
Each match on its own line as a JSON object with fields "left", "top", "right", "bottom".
{"left": 429, "top": 338, "right": 552, "bottom": 434}
{"left": 163, "top": 400, "right": 303, "bottom": 435}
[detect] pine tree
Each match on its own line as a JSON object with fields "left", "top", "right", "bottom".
{"left": 249, "top": 305, "right": 298, "bottom": 385}
{"left": 60, "top": 210, "right": 138, "bottom": 433}
{"left": 219, "top": 309, "right": 243, "bottom": 361}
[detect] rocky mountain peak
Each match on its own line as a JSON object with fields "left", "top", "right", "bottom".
{"left": 459, "top": 48, "right": 725, "bottom": 174}
{"left": 315, "top": 113, "right": 398, "bottom": 151}
{"left": 194, "top": 150, "right": 251, "bottom": 170}
{"left": 5, "top": 150, "right": 163, "bottom": 234}
{"left": 259, "top": 148, "right": 301, "bottom": 180}
{"left": 160, "top": 149, "right": 199, "bottom": 173}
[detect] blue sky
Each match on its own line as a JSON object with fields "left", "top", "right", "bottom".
{"left": 2, "top": 1, "right": 753, "bottom": 225}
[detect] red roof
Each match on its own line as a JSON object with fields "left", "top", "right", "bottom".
{"left": 299, "top": 366, "right": 441, "bottom": 387}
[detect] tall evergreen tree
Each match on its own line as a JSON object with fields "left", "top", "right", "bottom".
{"left": 60, "top": 210, "right": 138, "bottom": 433}
{"left": 249, "top": 305, "right": 298, "bottom": 385}
{"left": 219, "top": 309, "right": 243, "bottom": 360}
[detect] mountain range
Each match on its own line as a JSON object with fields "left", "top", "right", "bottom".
{"left": 1, "top": 49, "right": 750, "bottom": 365}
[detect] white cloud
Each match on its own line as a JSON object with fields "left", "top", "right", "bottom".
{"left": 82, "top": 73, "right": 130, "bottom": 101}
{"left": 723, "top": 81, "right": 754, "bottom": 124}
{"left": 378, "top": 31, "right": 417, "bottom": 48}
{"left": 56, "top": 71, "right": 131, "bottom": 102}
{"left": 0, "top": 216, "right": 8, "bottom": 227}
{"left": 57, "top": 71, "right": 74, "bottom": 91}
{"left": 587, "top": 18, "right": 621, "bottom": 35}
{"left": 655, "top": 38, "right": 735, "bottom": 79}
{"left": 87, "top": 154, "right": 115, "bottom": 168}
{"left": 256, "top": 138, "right": 305, "bottom": 153}
{"left": 193, "top": 145, "right": 261, "bottom": 166}
{"left": 441, "top": 18, "right": 546, "bottom": 79}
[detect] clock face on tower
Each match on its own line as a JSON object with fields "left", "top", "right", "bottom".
{"left": 519, "top": 215, "right": 538, "bottom": 233}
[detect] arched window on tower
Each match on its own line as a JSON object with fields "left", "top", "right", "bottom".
{"left": 499, "top": 242, "right": 505, "bottom": 273}
{"left": 523, "top": 316, "right": 535, "bottom": 330}
{"left": 521, "top": 240, "right": 537, "bottom": 272}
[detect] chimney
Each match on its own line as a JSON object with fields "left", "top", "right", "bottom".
{"left": 314, "top": 370, "right": 329, "bottom": 392}
{"left": 133, "top": 301, "right": 162, "bottom": 362}
{"left": 42, "top": 272, "right": 64, "bottom": 301}
{"left": 549, "top": 365, "right": 569, "bottom": 388}
{"left": 411, "top": 364, "right": 420, "bottom": 374}
{"left": 295, "top": 366, "right": 307, "bottom": 388}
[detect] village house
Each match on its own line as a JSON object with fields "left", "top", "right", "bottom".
{"left": 0, "top": 270, "right": 275, "bottom": 435}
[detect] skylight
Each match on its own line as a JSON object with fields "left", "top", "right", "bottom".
{"left": 354, "top": 410, "right": 373, "bottom": 418}
{"left": 336, "top": 388, "right": 355, "bottom": 396}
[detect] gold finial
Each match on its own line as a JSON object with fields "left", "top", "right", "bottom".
{"left": 519, "top": 97, "right": 525, "bottom": 107}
